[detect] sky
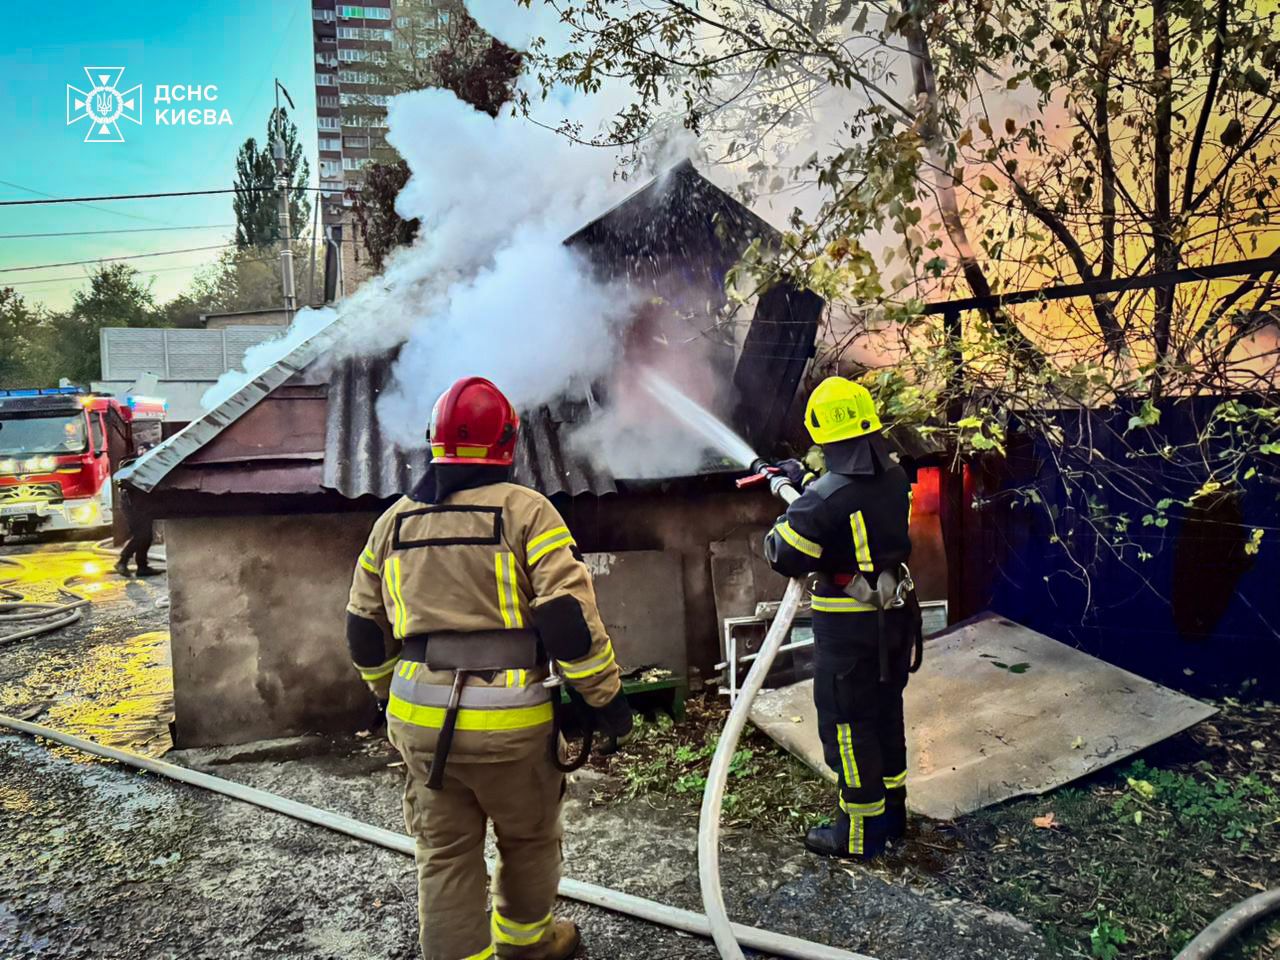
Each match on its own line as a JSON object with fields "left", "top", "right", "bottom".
{"left": 0, "top": 0, "right": 318, "bottom": 311}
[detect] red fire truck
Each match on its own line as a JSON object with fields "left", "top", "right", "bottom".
{"left": 0, "top": 387, "right": 166, "bottom": 540}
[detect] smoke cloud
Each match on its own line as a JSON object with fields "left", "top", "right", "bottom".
{"left": 200, "top": 0, "right": 766, "bottom": 478}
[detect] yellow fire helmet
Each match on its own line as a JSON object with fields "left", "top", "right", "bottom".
{"left": 804, "top": 376, "right": 883, "bottom": 445}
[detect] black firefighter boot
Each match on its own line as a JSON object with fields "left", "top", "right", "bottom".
{"left": 804, "top": 808, "right": 889, "bottom": 860}
{"left": 885, "top": 785, "right": 907, "bottom": 840}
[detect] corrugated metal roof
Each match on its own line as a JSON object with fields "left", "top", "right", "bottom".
{"left": 322, "top": 352, "right": 617, "bottom": 499}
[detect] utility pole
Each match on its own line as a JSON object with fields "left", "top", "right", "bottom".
{"left": 274, "top": 80, "right": 298, "bottom": 321}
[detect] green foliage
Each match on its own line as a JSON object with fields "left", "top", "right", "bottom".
{"left": 608, "top": 712, "right": 830, "bottom": 835}
{"left": 232, "top": 107, "right": 311, "bottom": 250}
{"left": 13, "top": 264, "right": 163, "bottom": 386}
{"left": 1113, "top": 760, "right": 1280, "bottom": 848}
{"left": 1088, "top": 913, "right": 1129, "bottom": 960}
{"left": 527, "top": 0, "right": 1280, "bottom": 592}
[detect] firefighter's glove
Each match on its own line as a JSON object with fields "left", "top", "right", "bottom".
{"left": 593, "top": 693, "right": 634, "bottom": 755}
{"left": 774, "top": 458, "right": 808, "bottom": 488}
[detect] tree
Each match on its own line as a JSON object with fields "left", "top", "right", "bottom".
{"left": 232, "top": 107, "right": 312, "bottom": 249}
{"left": 0, "top": 288, "right": 41, "bottom": 389}
{"left": 528, "top": 0, "right": 1280, "bottom": 586}
{"left": 21, "top": 264, "right": 161, "bottom": 386}
{"left": 347, "top": 0, "right": 522, "bottom": 269}
{"left": 351, "top": 160, "right": 421, "bottom": 273}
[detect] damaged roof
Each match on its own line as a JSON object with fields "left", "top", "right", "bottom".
{"left": 324, "top": 353, "right": 617, "bottom": 500}
{"left": 121, "top": 162, "right": 817, "bottom": 501}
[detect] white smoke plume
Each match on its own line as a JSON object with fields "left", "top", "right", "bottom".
{"left": 200, "top": 0, "right": 766, "bottom": 478}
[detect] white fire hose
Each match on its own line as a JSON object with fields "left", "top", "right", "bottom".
{"left": 694, "top": 472, "right": 869, "bottom": 960}
{"left": 0, "top": 711, "right": 868, "bottom": 960}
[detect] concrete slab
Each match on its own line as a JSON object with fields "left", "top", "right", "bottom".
{"left": 750, "top": 613, "right": 1218, "bottom": 819}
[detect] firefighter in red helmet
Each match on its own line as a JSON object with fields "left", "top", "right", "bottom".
{"left": 346, "top": 376, "right": 632, "bottom": 960}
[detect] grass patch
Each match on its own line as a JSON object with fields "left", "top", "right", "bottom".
{"left": 903, "top": 700, "right": 1280, "bottom": 959}
{"left": 589, "top": 694, "right": 1280, "bottom": 959}
{"left": 588, "top": 697, "right": 832, "bottom": 838}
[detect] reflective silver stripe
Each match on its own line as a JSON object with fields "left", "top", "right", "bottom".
{"left": 389, "top": 673, "right": 551, "bottom": 709}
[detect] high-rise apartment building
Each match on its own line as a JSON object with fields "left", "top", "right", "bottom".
{"left": 310, "top": 2, "right": 448, "bottom": 292}
{"left": 310, "top": 2, "right": 395, "bottom": 233}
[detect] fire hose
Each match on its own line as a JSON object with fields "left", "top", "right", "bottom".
{"left": 696, "top": 460, "right": 846, "bottom": 960}
{"left": 0, "top": 556, "right": 91, "bottom": 646}
{"left": 0, "top": 713, "right": 868, "bottom": 960}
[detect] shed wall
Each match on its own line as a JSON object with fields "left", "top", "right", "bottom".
{"left": 166, "top": 513, "right": 375, "bottom": 747}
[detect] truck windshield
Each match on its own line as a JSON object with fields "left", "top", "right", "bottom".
{"left": 0, "top": 414, "right": 88, "bottom": 456}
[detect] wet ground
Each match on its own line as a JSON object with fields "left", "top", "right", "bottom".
{"left": 0, "top": 539, "right": 1049, "bottom": 960}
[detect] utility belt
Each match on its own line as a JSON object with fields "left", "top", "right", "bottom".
{"left": 405, "top": 630, "right": 592, "bottom": 789}
{"left": 818, "top": 564, "right": 924, "bottom": 682}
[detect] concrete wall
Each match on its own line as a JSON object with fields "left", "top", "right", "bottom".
{"left": 166, "top": 512, "right": 376, "bottom": 747}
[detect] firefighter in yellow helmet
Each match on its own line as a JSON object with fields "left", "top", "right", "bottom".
{"left": 763, "top": 376, "right": 922, "bottom": 860}
{"left": 346, "top": 376, "right": 632, "bottom": 960}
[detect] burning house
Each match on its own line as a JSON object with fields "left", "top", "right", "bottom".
{"left": 123, "top": 162, "right": 947, "bottom": 747}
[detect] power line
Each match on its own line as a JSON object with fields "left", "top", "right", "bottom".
{"left": 3, "top": 253, "right": 281, "bottom": 289}
{"left": 0, "top": 224, "right": 236, "bottom": 240}
{"left": 0, "top": 178, "right": 175, "bottom": 226}
{"left": 0, "top": 244, "right": 239, "bottom": 274}
{"left": 0, "top": 186, "right": 326, "bottom": 207}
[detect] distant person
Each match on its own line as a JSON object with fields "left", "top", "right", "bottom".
{"left": 115, "top": 449, "right": 157, "bottom": 578}
{"left": 764, "top": 377, "right": 922, "bottom": 861}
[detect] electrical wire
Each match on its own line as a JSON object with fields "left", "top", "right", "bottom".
{"left": 0, "top": 244, "right": 240, "bottom": 274}
{"left": 0, "top": 178, "right": 174, "bottom": 226}
{"left": 0, "top": 186, "right": 327, "bottom": 207}
{"left": 0, "top": 225, "right": 236, "bottom": 241}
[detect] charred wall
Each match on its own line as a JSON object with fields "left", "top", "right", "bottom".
{"left": 165, "top": 512, "right": 375, "bottom": 747}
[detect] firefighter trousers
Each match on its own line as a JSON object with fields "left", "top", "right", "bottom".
{"left": 812, "top": 608, "right": 913, "bottom": 837}
{"left": 391, "top": 723, "right": 565, "bottom": 960}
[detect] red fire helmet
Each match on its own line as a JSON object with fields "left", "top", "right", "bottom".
{"left": 428, "top": 376, "right": 520, "bottom": 466}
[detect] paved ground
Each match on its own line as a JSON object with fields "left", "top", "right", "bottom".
{"left": 1, "top": 539, "right": 1050, "bottom": 960}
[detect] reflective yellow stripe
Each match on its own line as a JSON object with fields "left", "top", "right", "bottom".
{"left": 456, "top": 445, "right": 490, "bottom": 458}
{"left": 359, "top": 548, "right": 379, "bottom": 575}
{"left": 810, "top": 595, "right": 877, "bottom": 613}
{"left": 357, "top": 656, "right": 399, "bottom": 682}
{"left": 775, "top": 520, "right": 822, "bottom": 559}
{"left": 836, "top": 723, "right": 861, "bottom": 788}
{"left": 387, "top": 696, "right": 554, "bottom": 731}
{"left": 492, "top": 909, "right": 552, "bottom": 946}
{"left": 850, "top": 511, "right": 873, "bottom": 573}
{"left": 507, "top": 553, "right": 524, "bottom": 628}
{"left": 849, "top": 812, "right": 862, "bottom": 854}
{"left": 460, "top": 944, "right": 494, "bottom": 960}
{"left": 528, "top": 526, "right": 570, "bottom": 552}
{"left": 385, "top": 557, "right": 408, "bottom": 637}
{"left": 907, "top": 491, "right": 914, "bottom": 526}
{"left": 431, "top": 443, "right": 446, "bottom": 458}
{"left": 528, "top": 531, "right": 575, "bottom": 565}
{"left": 504, "top": 669, "right": 528, "bottom": 688}
{"left": 560, "top": 640, "right": 616, "bottom": 680}
{"left": 495, "top": 554, "right": 513, "bottom": 628}
{"left": 841, "top": 797, "right": 886, "bottom": 817}
{"left": 884, "top": 770, "right": 907, "bottom": 790}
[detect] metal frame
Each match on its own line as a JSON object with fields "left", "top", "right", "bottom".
{"left": 716, "top": 600, "right": 949, "bottom": 704}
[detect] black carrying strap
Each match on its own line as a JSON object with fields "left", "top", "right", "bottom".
{"left": 426, "top": 671, "right": 467, "bottom": 790}
{"left": 549, "top": 686, "right": 594, "bottom": 773}
{"left": 907, "top": 592, "right": 925, "bottom": 674}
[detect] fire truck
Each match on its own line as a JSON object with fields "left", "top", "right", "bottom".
{"left": 0, "top": 387, "right": 166, "bottom": 540}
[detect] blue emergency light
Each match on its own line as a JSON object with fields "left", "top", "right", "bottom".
{"left": 0, "top": 386, "right": 85, "bottom": 398}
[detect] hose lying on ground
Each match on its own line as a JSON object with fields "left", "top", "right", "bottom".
{"left": 0, "top": 556, "right": 90, "bottom": 646}
{"left": 1173, "top": 888, "right": 1280, "bottom": 960}
{"left": 0, "top": 713, "right": 870, "bottom": 960}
